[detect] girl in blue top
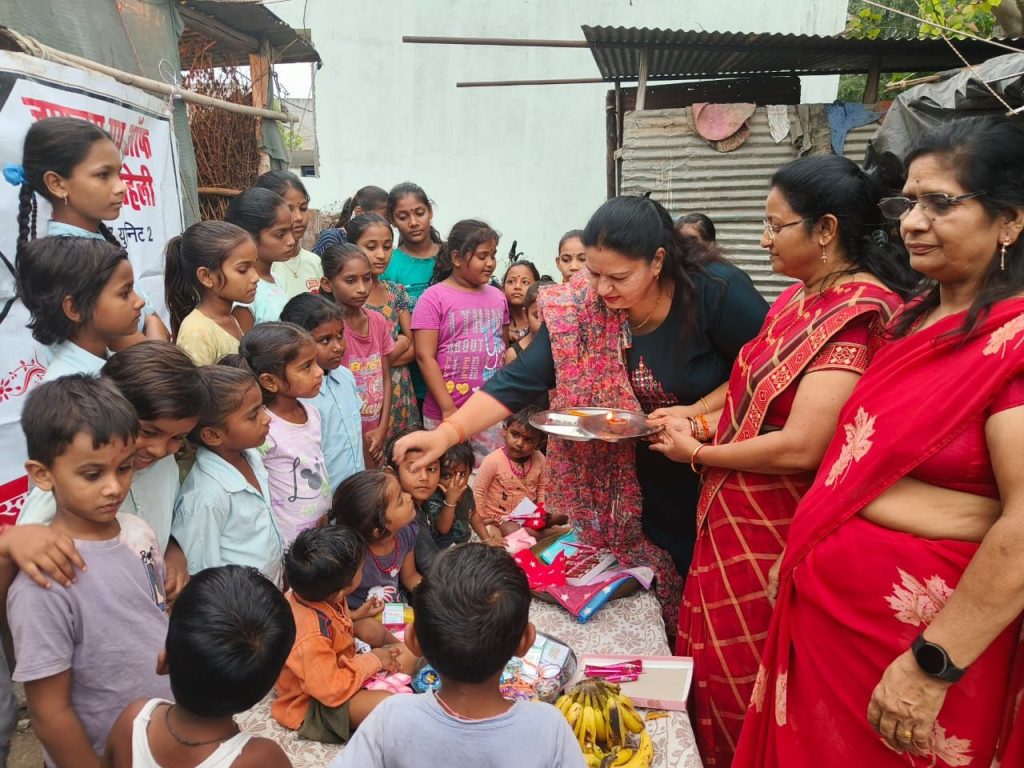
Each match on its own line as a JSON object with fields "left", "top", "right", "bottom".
{"left": 280, "top": 293, "right": 365, "bottom": 491}
{"left": 11, "top": 116, "right": 169, "bottom": 344}
{"left": 225, "top": 188, "right": 296, "bottom": 330}
{"left": 171, "top": 365, "right": 284, "bottom": 586}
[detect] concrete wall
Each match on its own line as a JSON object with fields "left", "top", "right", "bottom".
{"left": 271, "top": 0, "right": 847, "bottom": 276}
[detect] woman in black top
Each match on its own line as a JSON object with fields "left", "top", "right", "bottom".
{"left": 394, "top": 196, "right": 766, "bottom": 616}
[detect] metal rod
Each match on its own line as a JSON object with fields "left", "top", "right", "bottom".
{"left": 403, "top": 35, "right": 590, "bottom": 48}
{"left": 636, "top": 49, "right": 649, "bottom": 111}
{"left": 456, "top": 77, "right": 607, "bottom": 88}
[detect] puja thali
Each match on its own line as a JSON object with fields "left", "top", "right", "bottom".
{"left": 530, "top": 408, "right": 661, "bottom": 443}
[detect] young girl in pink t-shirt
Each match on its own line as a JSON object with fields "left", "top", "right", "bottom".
{"left": 411, "top": 220, "right": 508, "bottom": 465}
{"left": 321, "top": 244, "right": 395, "bottom": 467}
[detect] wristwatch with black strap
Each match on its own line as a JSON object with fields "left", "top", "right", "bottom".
{"left": 911, "top": 633, "right": 967, "bottom": 683}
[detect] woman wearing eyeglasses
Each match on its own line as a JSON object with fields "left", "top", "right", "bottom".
{"left": 650, "top": 153, "right": 917, "bottom": 766}
{"left": 731, "top": 117, "right": 1024, "bottom": 767}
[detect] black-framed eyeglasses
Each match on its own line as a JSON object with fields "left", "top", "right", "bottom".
{"left": 878, "top": 191, "right": 986, "bottom": 220}
{"left": 763, "top": 217, "right": 812, "bottom": 243}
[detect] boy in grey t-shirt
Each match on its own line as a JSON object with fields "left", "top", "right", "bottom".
{"left": 333, "top": 544, "right": 585, "bottom": 768}
{"left": 7, "top": 376, "right": 172, "bottom": 767}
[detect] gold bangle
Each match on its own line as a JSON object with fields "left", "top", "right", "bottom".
{"left": 690, "top": 443, "right": 708, "bottom": 474}
{"left": 699, "top": 396, "right": 711, "bottom": 415}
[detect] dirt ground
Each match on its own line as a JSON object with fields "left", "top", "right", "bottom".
{"left": 9, "top": 721, "right": 41, "bottom": 767}
{"left": 7, "top": 685, "right": 40, "bottom": 767}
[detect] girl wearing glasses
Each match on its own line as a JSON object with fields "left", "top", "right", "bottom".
{"left": 732, "top": 118, "right": 1024, "bottom": 767}
{"left": 650, "top": 154, "right": 918, "bottom": 766}
{"left": 390, "top": 195, "right": 768, "bottom": 628}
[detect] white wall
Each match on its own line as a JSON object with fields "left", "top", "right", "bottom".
{"left": 272, "top": 0, "right": 847, "bottom": 277}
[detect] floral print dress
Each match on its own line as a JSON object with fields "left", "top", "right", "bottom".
{"left": 366, "top": 280, "right": 421, "bottom": 438}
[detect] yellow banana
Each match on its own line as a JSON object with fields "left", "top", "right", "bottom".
{"left": 575, "top": 703, "right": 589, "bottom": 747}
{"left": 621, "top": 729, "right": 653, "bottom": 768}
{"left": 584, "top": 754, "right": 602, "bottom": 768}
{"left": 593, "top": 703, "right": 606, "bottom": 744}
{"left": 617, "top": 698, "right": 645, "bottom": 734}
{"left": 555, "top": 694, "right": 572, "bottom": 716}
{"left": 606, "top": 697, "right": 625, "bottom": 747}
{"left": 566, "top": 701, "right": 583, "bottom": 728}
{"left": 611, "top": 748, "right": 634, "bottom": 766}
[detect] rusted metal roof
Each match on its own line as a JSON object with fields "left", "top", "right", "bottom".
{"left": 179, "top": 0, "right": 320, "bottom": 67}
{"left": 583, "top": 26, "right": 1023, "bottom": 81}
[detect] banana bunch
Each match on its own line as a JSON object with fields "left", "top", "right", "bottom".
{"left": 554, "top": 678, "right": 654, "bottom": 768}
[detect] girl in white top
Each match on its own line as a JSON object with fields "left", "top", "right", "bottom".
{"left": 255, "top": 170, "right": 324, "bottom": 297}
{"left": 103, "top": 566, "right": 293, "bottom": 768}
{"left": 225, "top": 188, "right": 296, "bottom": 330}
{"left": 165, "top": 220, "right": 260, "bottom": 366}
{"left": 232, "top": 322, "right": 332, "bottom": 547}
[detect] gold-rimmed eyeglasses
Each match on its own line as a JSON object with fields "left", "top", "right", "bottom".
{"left": 763, "top": 217, "right": 812, "bottom": 244}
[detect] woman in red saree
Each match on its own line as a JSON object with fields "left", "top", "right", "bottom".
{"left": 650, "top": 155, "right": 916, "bottom": 766}
{"left": 732, "top": 117, "right": 1024, "bottom": 768}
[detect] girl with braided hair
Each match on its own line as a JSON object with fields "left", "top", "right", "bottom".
{"left": 8, "top": 116, "right": 168, "bottom": 346}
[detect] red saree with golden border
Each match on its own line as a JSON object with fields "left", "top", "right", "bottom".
{"left": 677, "top": 281, "right": 901, "bottom": 766}
{"left": 733, "top": 299, "right": 1024, "bottom": 768}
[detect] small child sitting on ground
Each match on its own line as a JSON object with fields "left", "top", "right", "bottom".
{"left": 473, "top": 406, "right": 567, "bottom": 544}
{"left": 273, "top": 524, "right": 417, "bottom": 744}
{"left": 387, "top": 433, "right": 475, "bottom": 571}
{"left": 332, "top": 544, "right": 585, "bottom": 768}
{"left": 103, "top": 565, "right": 295, "bottom": 767}
{"left": 9, "top": 376, "right": 171, "bottom": 767}
{"left": 329, "top": 470, "right": 423, "bottom": 608}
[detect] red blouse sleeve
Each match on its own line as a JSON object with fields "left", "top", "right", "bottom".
{"left": 806, "top": 315, "right": 876, "bottom": 375}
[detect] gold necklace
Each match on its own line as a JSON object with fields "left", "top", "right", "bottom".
{"left": 629, "top": 290, "right": 664, "bottom": 331}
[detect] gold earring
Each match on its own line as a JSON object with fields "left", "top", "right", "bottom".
{"left": 62, "top": 194, "right": 69, "bottom": 206}
{"left": 1001, "top": 238, "right": 1010, "bottom": 271}
{"left": 820, "top": 244, "right": 827, "bottom": 263}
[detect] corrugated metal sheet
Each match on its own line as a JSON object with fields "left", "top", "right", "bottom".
{"left": 842, "top": 123, "right": 879, "bottom": 169}
{"left": 582, "top": 26, "right": 1023, "bottom": 81}
{"left": 620, "top": 107, "right": 816, "bottom": 300}
{"left": 620, "top": 107, "right": 886, "bottom": 301}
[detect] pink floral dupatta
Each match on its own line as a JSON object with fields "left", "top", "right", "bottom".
{"left": 538, "top": 274, "right": 683, "bottom": 625}
{"left": 733, "top": 299, "right": 1024, "bottom": 768}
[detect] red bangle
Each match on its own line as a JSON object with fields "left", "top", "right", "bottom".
{"left": 690, "top": 443, "right": 708, "bottom": 474}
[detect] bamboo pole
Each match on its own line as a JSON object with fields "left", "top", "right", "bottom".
{"left": 2, "top": 27, "right": 299, "bottom": 123}
{"left": 250, "top": 40, "right": 272, "bottom": 174}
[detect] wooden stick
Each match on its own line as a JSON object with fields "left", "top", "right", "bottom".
{"left": 198, "top": 186, "right": 241, "bottom": 196}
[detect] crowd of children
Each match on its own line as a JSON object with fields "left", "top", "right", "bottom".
{"left": 0, "top": 115, "right": 590, "bottom": 766}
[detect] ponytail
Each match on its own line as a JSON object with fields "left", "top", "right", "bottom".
{"left": 16, "top": 185, "right": 37, "bottom": 262}
{"left": 234, "top": 321, "right": 314, "bottom": 401}
{"left": 431, "top": 219, "right": 499, "bottom": 285}
{"left": 336, "top": 185, "right": 387, "bottom": 229}
{"left": 164, "top": 221, "right": 253, "bottom": 336}
{"left": 15, "top": 117, "right": 116, "bottom": 259}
